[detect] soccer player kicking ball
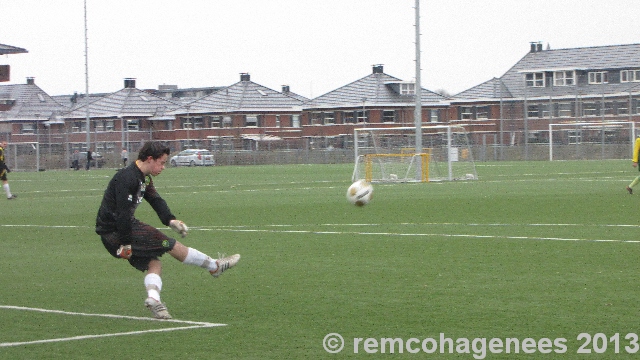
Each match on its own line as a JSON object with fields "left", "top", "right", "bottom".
{"left": 95, "top": 141, "right": 240, "bottom": 319}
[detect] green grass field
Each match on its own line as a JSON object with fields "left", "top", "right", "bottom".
{"left": 1, "top": 160, "right": 639, "bottom": 359}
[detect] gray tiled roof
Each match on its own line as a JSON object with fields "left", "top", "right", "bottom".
{"left": 0, "top": 83, "right": 68, "bottom": 121}
{"left": 64, "top": 87, "right": 180, "bottom": 119}
{"left": 304, "top": 72, "right": 445, "bottom": 109}
{"left": 454, "top": 43, "right": 640, "bottom": 101}
{"left": 0, "top": 43, "right": 28, "bottom": 55}
{"left": 282, "top": 91, "right": 309, "bottom": 103}
{"left": 453, "top": 78, "right": 513, "bottom": 100}
{"left": 177, "top": 80, "right": 305, "bottom": 114}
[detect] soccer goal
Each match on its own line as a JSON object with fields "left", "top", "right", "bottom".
{"left": 3, "top": 142, "right": 40, "bottom": 172}
{"left": 548, "top": 121, "right": 635, "bottom": 161}
{"left": 352, "top": 125, "right": 478, "bottom": 182}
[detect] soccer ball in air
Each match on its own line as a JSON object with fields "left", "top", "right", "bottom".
{"left": 346, "top": 180, "right": 373, "bottom": 206}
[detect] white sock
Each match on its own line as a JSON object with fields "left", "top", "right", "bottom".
{"left": 183, "top": 247, "right": 217, "bottom": 272}
{"left": 3, "top": 183, "right": 11, "bottom": 198}
{"left": 144, "top": 273, "right": 163, "bottom": 302}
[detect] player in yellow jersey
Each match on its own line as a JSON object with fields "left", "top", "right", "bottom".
{"left": 0, "top": 141, "right": 17, "bottom": 200}
{"left": 626, "top": 137, "right": 640, "bottom": 194}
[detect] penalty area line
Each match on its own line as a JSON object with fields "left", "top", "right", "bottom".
{"left": 0, "top": 305, "right": 225, "bottom": 348}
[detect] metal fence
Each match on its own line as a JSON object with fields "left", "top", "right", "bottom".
{"left": 3, "top": 130, "right": 636, "bottom": 172}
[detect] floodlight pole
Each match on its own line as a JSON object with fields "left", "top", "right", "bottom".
{"left": 414, "top": 0, "right": 423, "bottom": 180}
{"left": 84, "top": 0, "right": 91, "bottom": 150}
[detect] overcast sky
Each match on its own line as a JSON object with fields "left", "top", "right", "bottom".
{"left": 1, "top": 0, "right": 638, "bottom": 99}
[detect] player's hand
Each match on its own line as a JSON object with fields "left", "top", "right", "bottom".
{"left": 169, "top": 220, "right": 188, "bottom": 238}
{"left": 117, "top": 245, "right": 132, "bottom": 259}
{"left": 633, "top": 162, "right": 638, "bottom": 168}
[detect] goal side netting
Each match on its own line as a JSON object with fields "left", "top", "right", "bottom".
{"left": 3, "top": 142, "right": 40, "bottom": 172}
{"left": 352, "top": 125, "right": 478, "bottom": 183}
{"left": 548, "top": 121, "right": 635, "bottom": 161}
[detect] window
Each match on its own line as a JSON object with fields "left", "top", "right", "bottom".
{"left": 540, "top": 103, "right": 551, "bottom": 118}
{"left": 400, "top": 83, "right": 415, "bottom": 95}
{"left": 476, "top": 106, "right": 489, "bottom": 119}
{"left": 604, "top": 102, "right": 615, "bottom": 116}
{"left": 583, "top": 102, "right": 598, "bottom": 116}
{"left": 211, "top": 116, "right": 222, "bottom": 128}
{"left": 323, "top": 112, "right": 335, "bottom": 125}
{"left": 430, "top": 110, "right": 439, "bottom": 123}
{"left": 356, "top": 110, "right": 367, "bottom": 123}
{"left": 310, "top": 112, "right": 322, "bottom": 125}
{"left": 222, "top": 116, "right": 232, "bottom": 128}
{"left": 275, "top": 115, "right": 281, "bottom": 127}
{"left": 182, "top": 117, "right": 193, "bottom": 129}
{"left": 127, "top": 119, "right": 139, "bottom": 131}
{"left": 617, "top": 101, "right": 629, "bottom": 115}
{"left": 588, "top": 71, "right": 608, "bottom": 84}
{"left": 21, "top": 123, "right": 35, "bottom": 134}
{"left": 383, "top": 110, "right": 395, "bottom": 123}
{"left": 96, "top": 120, "right": 114, "bottom": 132}
{"left": 554, "top": 71, "right": 575, "bottom": 86}
{"left": 72, "top": 121, "right": 87, "bottom": 133}
{"left": 245, "top": 115, "right": 258, "bottom": 127}
{"left": 292, "top": 114, "right": 300, "bottom": 128}
{"left": 460, "top": 106, "right": 473, "bottom": 120}
{"left": 525, "top": 72, "right": 544, "bottom": 87}
{"left": 621, "top": 70, "right": 640, "bottom": 82}
{"left": 556, "top": 103, "right": 572, "bottom": 117}
{"left": 193, "top": 117, "right": 203, "bottom": 129}
{"left": 343, "top": 111, "right": 355, "bottom": 124}
{"left": 527, "top": 105, "right": 539, "bottom": 118}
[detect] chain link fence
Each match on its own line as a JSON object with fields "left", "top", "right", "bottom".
{"left": 3, "top": 128, "right": 637, "bottom": 172}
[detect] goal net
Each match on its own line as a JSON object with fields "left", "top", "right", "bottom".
{"left": 352, "top": 125, "right": 478, "bottom": 182}
{"left": 548, "top": 121, "right": 635, "bottom": 161}
{"left": 3, "top": 142, "right": 40, "bottom": 172}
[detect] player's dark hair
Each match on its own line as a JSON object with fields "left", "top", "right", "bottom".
{"left": 137, "top": 141, "right": 170, "bottom": 161}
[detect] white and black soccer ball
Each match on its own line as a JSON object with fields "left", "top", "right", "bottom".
{"left": 346, "top": 180, "right": 373, "bottom": 206}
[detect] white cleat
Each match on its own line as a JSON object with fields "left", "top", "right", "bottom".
{"left": 210, "top": 254, "right": 241, "bottom": 278}
{"left": 144, "top": 297, "right": 172, "bottom": 319}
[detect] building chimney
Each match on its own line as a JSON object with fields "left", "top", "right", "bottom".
{"left": 26, "top": 77, "right": 35, "bottom": 85}
{"left": 372, "top": 64, "right": 384, "bottom": 74}
{"left": 536, "top": 42, "right": 543, "bottom": 52}
{"left": 530, "top": 42, "right": 537, "bottom": 53}
{"left": 240, "top": 73, "right": 250, "bottom": 82}
{"left": 124, "top": 78, "right": 136, "bottom": 88}
{"left": 282, "top": 85, "right": 290, "bottom": 93}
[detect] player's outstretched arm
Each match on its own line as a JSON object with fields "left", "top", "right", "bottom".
{"left": 169, "top": 219, "right": 188, "bottom": 238}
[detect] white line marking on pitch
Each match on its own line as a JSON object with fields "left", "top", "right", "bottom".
{"left": 0, "top": 305, "right": 225, "bottom": 348}
{"left": 197, "top": 227, "right": 640, "bottom": 243}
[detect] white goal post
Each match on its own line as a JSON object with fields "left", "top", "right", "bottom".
{"left": 548, "top": 121, "right": 635, "bottom": 161}
{"left": 352, "top": 125, "right": 478, "bottom": 183}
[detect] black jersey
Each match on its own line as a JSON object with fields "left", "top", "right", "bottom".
{"left": 95, "top": 163, "right": 175, "bottom": 244}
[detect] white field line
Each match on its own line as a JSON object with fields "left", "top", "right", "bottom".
{"left": 2, "top": 222, "right": 639, "bottom": 243}
{"left": 0, "top": 305, "right": 225, "bottom": 348}
{"left": 195, "top": 225, "right": 640, "bottom": 243}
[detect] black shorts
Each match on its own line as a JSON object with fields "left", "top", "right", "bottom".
{"left": 100, "top": 220, "right": 176, "bottom": 271}
{"left": 0, "top": 169, "right": 7, "bottom": 181}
